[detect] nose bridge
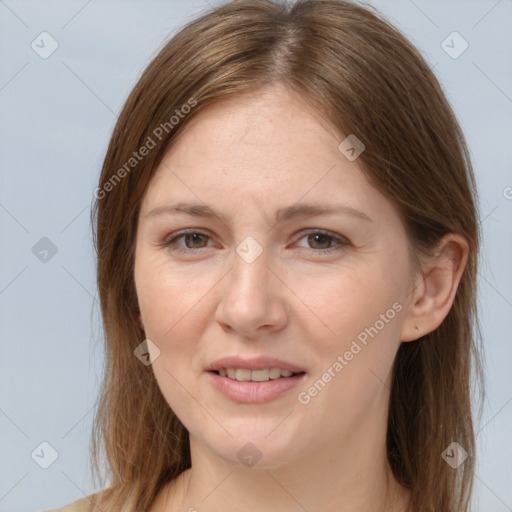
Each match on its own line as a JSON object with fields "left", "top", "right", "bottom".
{"left": 229, "top": 238, "right": 273, "bottom": 307}
{"left": 215, "top": 237, "right": 287, "bottom": 334}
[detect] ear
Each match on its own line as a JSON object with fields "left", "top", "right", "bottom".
{"left": 400, "top": 233, "right": 469, "bottom": 342}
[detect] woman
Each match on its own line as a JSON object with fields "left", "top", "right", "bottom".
{"left": 47, "top": 0, "right": 484, "bottom": 510}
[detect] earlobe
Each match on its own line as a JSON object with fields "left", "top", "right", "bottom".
{"left": 400, "top": 234, "right": 468, "bottom": 342}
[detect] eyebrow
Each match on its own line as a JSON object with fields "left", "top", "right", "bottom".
{"left": 146, "top": 201, "right": 372, "bottom": 223}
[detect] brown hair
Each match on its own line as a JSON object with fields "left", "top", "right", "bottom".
{"left": 90, "top": 1, "right": 484, "bottom": 510}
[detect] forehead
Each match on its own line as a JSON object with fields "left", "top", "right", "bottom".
{"left": 139, "top": 86, "right": 397, "bottom": 228}
{"left": 169, "top": 86, "right": 341, "bottom": 171}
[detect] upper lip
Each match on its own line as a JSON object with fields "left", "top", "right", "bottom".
{"left": 206, "top": 356, "right": 306, "bottom": 373}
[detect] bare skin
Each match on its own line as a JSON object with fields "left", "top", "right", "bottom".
{"left": 134, "top": 84, "right": 468, "bottom": 512}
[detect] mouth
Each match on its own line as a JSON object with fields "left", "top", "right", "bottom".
{"left": 205, "top": 357, "right": 307, "bottom": 402}
{"left": 210, "top": 368, "right": 306, "bottom": 382}
{"left": 206, "top": 360, "right": 307, "bottom": 403}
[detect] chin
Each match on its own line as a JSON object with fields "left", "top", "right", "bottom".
{"left": 202, "top": 431, "right": 307, "bottom": 470}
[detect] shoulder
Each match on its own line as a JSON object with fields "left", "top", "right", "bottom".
{"left": 43, "top": 490, "right": 107, "bottom": 512}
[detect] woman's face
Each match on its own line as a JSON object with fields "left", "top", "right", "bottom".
{"left": 134, "top": 85, "right": 417, "bottom": 469}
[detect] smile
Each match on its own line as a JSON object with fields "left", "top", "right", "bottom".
{"left": 215, "top": 368, "right": 302, "bottom": 381}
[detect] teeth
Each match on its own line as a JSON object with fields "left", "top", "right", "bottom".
{"left": 235, "top": 368, "right": 252, "bottom": 381}
{"left": 217, "top": 368, "right": 298, "bottom": 382}
{"left": 251, "top": 369, "right": 269, "bottom": 382}
{"left": 269, "top": 368, "right": 281, "bottom": 379}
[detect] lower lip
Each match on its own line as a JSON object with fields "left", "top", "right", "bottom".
{"left": 207, "top": 371, "right": 306, "bottom": 403}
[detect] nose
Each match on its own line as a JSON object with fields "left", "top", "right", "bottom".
{"left": 214, "top": 246, "right": 289, "bottom": 338}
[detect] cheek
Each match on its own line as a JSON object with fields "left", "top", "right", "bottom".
{"left": 299, "top": 264, "right": 407, "bottom": 403}
{"left": 135, "top": 257, "right": 207, "bottom": 336}
{"left": 134, "top": 260, "right": 222, "bottom": 393}
{"left": 299, "top": 267, "right": 402, "bottom": 340}
{"left": 134, "top": 263, "right": 208, "bottom": 409}
{"left": 298, "top": 274, "right": 405, "bottom": 408}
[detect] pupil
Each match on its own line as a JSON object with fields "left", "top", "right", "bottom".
{"left": 187, "top": 233, "right": 205, "bottom": 248}
{"left": 310, "top": 233, "right": 330, "bottom": 249}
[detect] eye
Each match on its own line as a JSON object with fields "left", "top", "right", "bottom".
{"left": 293, "top": 229, "right": 350, "bottom": 253}
{"left": 161, "top": 229, "right": 350, "bottom": 255}
{"left": 162, "top": 230, "right": 212, "bottom": 254}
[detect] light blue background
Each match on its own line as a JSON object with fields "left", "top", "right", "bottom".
{"left": 1, "top": 1, "right": 511, "bottom": 510}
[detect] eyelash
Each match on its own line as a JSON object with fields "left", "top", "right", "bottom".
{"left": 161, "top": 229, "right": 350, "bottom": 256}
